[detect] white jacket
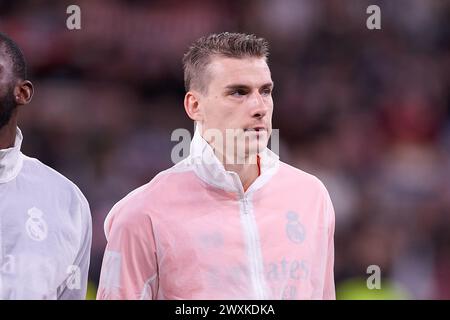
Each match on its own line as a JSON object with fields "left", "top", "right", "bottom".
{"left": 0, "top": 128, "right": 92, "bottom": 299}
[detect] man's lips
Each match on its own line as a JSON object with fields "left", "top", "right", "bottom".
{"left": 244, "top": 126, "right": 267, "bottom": 132}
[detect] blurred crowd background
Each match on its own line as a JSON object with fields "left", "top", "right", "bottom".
{"left": 1, "top": 0, "right": 449, "bottom": 299}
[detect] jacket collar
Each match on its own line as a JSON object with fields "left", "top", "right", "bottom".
{"left": 0, "top": 127, "right": 24, "bottom": 183}
{"left": 189, "top": 124, "right": 279, "bottom": 195}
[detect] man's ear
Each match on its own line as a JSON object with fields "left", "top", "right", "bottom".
{"left": 184, "top": 90, "right": 204, "bottom": 122}
{"left": 14, "top": 80, "right": 34, "bottom": 105}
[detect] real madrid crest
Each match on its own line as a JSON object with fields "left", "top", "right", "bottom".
{"left": 286, "top": 211, "right": 306, "bottom": 244}
{"left": 25, "top": 207, "right": 48, "bottom": 241}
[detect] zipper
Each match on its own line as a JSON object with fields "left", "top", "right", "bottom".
{"left": 239, "top": 193, "right": 267, "bottom": 299}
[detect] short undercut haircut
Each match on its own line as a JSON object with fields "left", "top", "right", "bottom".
{"left": 0, "top": 32, "right": 27, "bottom": 81}
{"left": 182, "top": 32, "right": 269, "bottom": 93}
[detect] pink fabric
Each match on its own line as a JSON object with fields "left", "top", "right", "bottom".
{"left": 97, "top": 130, "right": 335, "bottom": 300}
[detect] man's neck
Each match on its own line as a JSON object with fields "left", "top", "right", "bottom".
{"left": 223, "top": 156, "right": 260, "bottom": 192}
{"left": 0, "top": 121, "right": 17, "bottom": 150}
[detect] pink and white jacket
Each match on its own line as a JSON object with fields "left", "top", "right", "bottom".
{"left": 97, "top": 128, "right": 335, "bottom": 300}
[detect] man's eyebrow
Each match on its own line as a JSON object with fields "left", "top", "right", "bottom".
{"left": 224, "top": 82, "right": 274, "bottom": 90}
{"left": 261, "top": 82, "right": 274, "bottom": 89}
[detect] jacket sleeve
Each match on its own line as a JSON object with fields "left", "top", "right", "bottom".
{"left": 58, "top": 192, "right": 93, "bottom": 300}
{"left": 322, "top": 189, "right": 336, "bottom": 300}
{"left": 96, "top": 204, "right": 159, "bottom": 300}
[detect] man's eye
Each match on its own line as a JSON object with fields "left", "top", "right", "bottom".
{"left": 261, "top": 88, "right": 272, "bottom": 96}
{"left": 230, "top": 89, "right": 247, "bottom": 96}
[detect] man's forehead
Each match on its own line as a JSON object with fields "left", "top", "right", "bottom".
{"left": 207, "top": 56, "right": 272, "bottom": 87}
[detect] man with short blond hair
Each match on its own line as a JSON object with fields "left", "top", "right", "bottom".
{"left": 97, "top": 32, "right": 335, "bottom": 300}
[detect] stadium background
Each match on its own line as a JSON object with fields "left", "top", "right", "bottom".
{"left": 1, "top": 0, "right": 449, "bottom": 299}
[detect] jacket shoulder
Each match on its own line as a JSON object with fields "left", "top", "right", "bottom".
{"left": 21, "top": 154, "right": 90, "bottom": 210}
{"left": 278, "top": 161, "right": 330, "bottom": 194}
{"left": 104, "top": 160, "right": 194, "bottom": 232}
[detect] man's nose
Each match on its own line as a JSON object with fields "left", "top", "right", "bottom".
{"left": 250, "top": 92, "right": 268, "bottom": 119}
